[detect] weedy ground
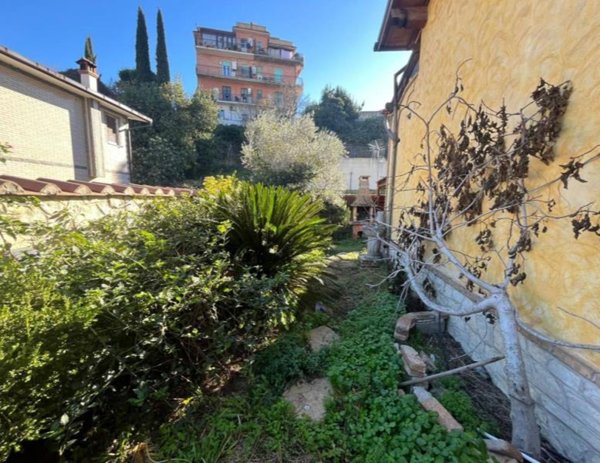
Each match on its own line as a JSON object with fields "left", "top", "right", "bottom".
{"left": 150, "top": 243, "right": 492, "bottom": 463}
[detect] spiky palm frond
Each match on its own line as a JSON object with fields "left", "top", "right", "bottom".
{"left": 215, "top": 183, "right": 335, "bottom": 303}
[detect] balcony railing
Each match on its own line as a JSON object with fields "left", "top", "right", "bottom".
{"left": 218, "top": 93, "right": 257, "bottom": 104}
{"left": 197, "top": 65, "right": 303, "bottom": 86}
{"left": 197, "top": 38, "right": 303, "bottom": 63}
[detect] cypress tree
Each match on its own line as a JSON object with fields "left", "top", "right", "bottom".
{"left": 135, "top": 7, "right": 153, "bottom": 81}
{"left": 156, "top": 9, "right": 170, "bottom": 83}
{"left": 84, "top": 36, "right": 96, "bottom": 63}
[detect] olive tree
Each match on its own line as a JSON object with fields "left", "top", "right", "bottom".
{"left": 384, "top": 78, "right": 599, "bottom": 457}
{"left": 241, "top": 110, "right": 346, "bottom": 203}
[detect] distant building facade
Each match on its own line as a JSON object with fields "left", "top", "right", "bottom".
{"left": 0, "top": 46, "right": 151, "bottom": 184}
{"left": 194, "top": 22, "right": 303, "bottom": 125}
{"left": 339, "top": 111, "right": 388, "bottom": 191}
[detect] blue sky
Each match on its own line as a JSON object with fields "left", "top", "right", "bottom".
{"left": 0, "top": 0, "right": 410, "bottom": 110}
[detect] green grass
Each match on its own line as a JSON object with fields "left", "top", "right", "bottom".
{"left": 328, "top": 238, "right": 365, "bottom": 255}
{"left": 152, "top": 254, "right": 489, "bottom": 463}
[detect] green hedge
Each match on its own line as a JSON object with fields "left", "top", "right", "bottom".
{"left": 0, "top": 183, "right": 332, "bottom": 460}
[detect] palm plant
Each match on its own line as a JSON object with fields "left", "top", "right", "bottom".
{"left": 215, "top": 183, "right": 335, "bottom": 304}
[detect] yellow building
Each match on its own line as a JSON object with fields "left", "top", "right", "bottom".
{"left": 376, "top": 1, "right": 600, "bottom": 461}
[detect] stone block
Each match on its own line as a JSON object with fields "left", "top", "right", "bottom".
{"left": 394, "top": 314, "right": 417, "bottom": 341}
{"left": 412, "top": 386, "right": 463, "bottom": 431}
{"left": 308, "top": 326, "right": 339, "bottom": 352}
{"left": 283, "top": 377, "right": 333, "bottom": 421}
{"left": 400, "top": 344, "right": 427, "bottom": 377}
{"left": 484, "top": 438, "right": 523, "bottom": 462}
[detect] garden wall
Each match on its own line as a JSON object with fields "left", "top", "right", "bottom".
{"left": 426, "top": 267, "right": 600, "bottom": 463}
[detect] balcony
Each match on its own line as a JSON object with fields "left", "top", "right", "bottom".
{"left": 218, "top": 93, "right": 257, "bottom": 104}
{"left": 196, "top": 37, "right": 303, "bottom": 64}
{"left": 197, "top": 65, "right": 303, "bottom": 86}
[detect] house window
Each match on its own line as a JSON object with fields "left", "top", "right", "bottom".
{"left": 222, "top": 86, "right": 232, "bottom": 101}
{"left": 222, "top": 61, "right": 232, "bottom": 77}
{"left": 240, "top": 65, "right": 251, "bottom": 78}
{"left": 104, "top": 113, "right": 119, "bottom": 145}
{"left": 241, "top": 88, "right": 251, "bottom": 103}
{"left": 256, "top": 89, "right": 263, "bottom": 100}
{"left": 274, "top": 68, "right": 283, "bottom": 83}
{"left": 218, "top": 109, "right": 225, "bottom": 120}
{"left": 201, "top": 33, "right": 217, "bottom": 47}
{"left": 274, "top": 91, "right": 284, "bottom": 107}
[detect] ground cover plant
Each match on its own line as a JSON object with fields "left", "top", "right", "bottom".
{"left": 0, "top": 182, "right": 332, "bottom": 462}
{"left": 154, "top": 254, "right": 489, "bottom": 463}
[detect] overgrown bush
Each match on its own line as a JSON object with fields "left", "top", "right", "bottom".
{"left": 0, "top": 183, "right": 332, "bottom": 460}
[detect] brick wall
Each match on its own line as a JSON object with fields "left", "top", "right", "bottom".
{"left": 0, "top": 63, "right": 89, "bottom": 179}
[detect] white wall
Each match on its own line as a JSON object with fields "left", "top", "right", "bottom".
{"left": 340, "top": 157, "right": 387, "bottom": 191}
{"left": 99, "top": 111, "right": 130, "bottom": 183}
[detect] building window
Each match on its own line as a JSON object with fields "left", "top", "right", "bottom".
{"left": 222, "top": 86, "right": 232, "bottom": 101}
{"left": 218, "top": 109, "right": 225, "bottom": 120}
{"left": 104, "top": 113, "right": 119, "bottom": 145}
{"left": 222, "top": 61, "right": 232, "bottom": 76}
{"left": 256, "top": 89, "right": 263, "bottom": 100}
{"left": 274, "top": 68, "right": 283, "bottom": 83}
{"left": 240, "top": 65, "right": 251, "bottom": 78}
{"left": 201, "top": 33, "right": 217, "bottom": 47}
{"left": 241, "top": 88, "right": 252, "bottom": 103}
{"left": 274, "top": 92, "right": 284, "bottom": 107}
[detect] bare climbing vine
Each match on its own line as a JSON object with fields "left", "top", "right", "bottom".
{"left": 384, "top": 78, "right": 600, "bottom": 458}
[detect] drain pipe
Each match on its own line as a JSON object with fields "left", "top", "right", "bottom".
{"left": 384, "top": 65, "right": 406, "bottom": 236}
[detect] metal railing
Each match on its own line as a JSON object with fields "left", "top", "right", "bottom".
{"left": 197, "top": 39, "right": 303, "bottom": 63}
{"left": 218, "top": 93, "right": 257, "bottom": 104}
{"left": 197, "top": 65, "right": 303, "bottom": 86}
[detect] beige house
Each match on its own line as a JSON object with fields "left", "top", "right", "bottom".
{"left": 0, "top": 46, "right": 151, "bottom": 183}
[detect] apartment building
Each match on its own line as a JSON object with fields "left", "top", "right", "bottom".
{"left": 194, "top": 22, "right": 303, "bottom": 125}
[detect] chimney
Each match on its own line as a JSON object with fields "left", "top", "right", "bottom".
{"left": 76, "top": 57, "right": 98, "bottom": 92}
{"left": 358, "top": 176, "right": 370, "bottom": 195}
{"left": 351, "top": 175, "right": 376, "bottom": 208}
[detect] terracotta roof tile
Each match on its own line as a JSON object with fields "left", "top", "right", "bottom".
{"left": 0, "top": 175, "right": 195, "bottom": 197}
{"left": 0, "top": 175, "right": 61, "bottom": 195}
{"left": 38, "top": 178, "right": 92, "bottom": 194}
{"left": 0, "top": 178, "right": 25, "bottom": 194}
{"left": 68, "top": 180, "right": 115, "bottom": 194}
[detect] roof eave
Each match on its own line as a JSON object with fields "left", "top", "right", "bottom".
{"left": 0, "top": 45, "right": 152, "bottom": 124}
{"left": 374, "top": 0, "right": 429, "bottom": 52}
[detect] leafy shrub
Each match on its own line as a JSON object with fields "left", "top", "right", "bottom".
{"left": 214, "top": 182, "right": 335, "bottom": 308}
{"left": 0, "top": 185, "right": 332, "bottom": 460}
{"left": 252, "top": 334, "right": 327, "bottom": 395}
{"left": 437, "top": 379, "right": 499, "bottom": 435}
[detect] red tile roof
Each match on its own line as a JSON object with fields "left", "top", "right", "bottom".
{"left": 0, "top": 176, "right": 194, "bottom": 197}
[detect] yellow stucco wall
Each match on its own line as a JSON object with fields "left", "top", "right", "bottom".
{"left": 391, "top": 0, "right": 600, "bottom": 365}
